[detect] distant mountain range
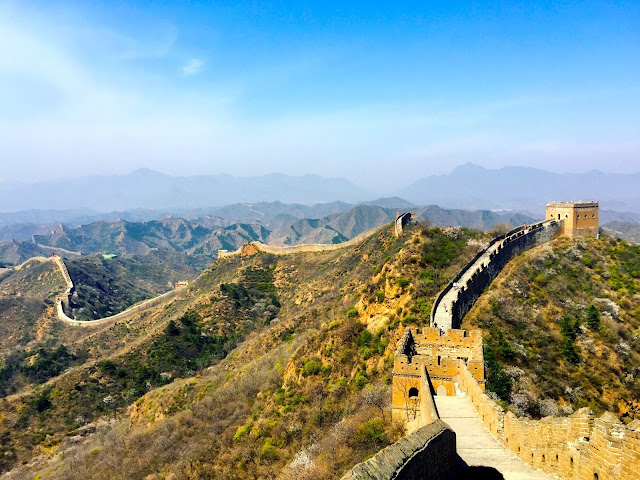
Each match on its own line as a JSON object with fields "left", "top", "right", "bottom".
{"left": 2, "top": 164, "right": 639, "bottom": 216}
{"left": 0, "top": 169, "right": 372, "bottom": 213}
{"left": 0, "top": 203, "right": 536, "bottom": 265}
{"left": 399, "top": 163, "right": 640, "bottom": 213}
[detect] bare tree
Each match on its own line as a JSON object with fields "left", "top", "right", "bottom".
{"left": 362, "top": 383, "right": 390, "bottom": 421}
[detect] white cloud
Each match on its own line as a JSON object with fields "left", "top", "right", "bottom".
{"left": 182, "top": 58, "right": 204, "bottom": 76}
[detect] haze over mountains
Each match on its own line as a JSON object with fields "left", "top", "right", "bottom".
{"left": 0, "top": 169, "right": 371, "bottom": 212}
{"left": 0, "top": 203, "right": 535, "bottom": 265}
{"left": 400, "top": 163, "right": 640, "bottom": 213}
{"left": 2, "top": 164, "right": 639, "bottom": 215}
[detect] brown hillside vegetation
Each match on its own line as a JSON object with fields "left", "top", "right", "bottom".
{"left": 462, "top": 235, "right": 640, "bottom": 422}
{"left": 0, "top": 260, "right": 66, "bottom": 351}
{"left": 0, "top": 222, "right": 487, "bottom": 479}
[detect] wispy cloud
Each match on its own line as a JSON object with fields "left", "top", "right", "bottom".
{"left": 182, "top": 58, "right": 204, "bottom": 76}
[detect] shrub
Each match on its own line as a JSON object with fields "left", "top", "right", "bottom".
{"left": 356, "top": 330, "right": 373, "bottom": 347}
{"left": 261, "top": 438, "right": 279, "bottom": 461}
{"left": 484, "top": 344, "right": 512, "bottom": 401}
{"left": 586, "top": 305, "right": 601, "bottom": 330}
{"left": 402, "top": 314, "right": 417, "bottom": 325}
{"left": 302, "top": 360, "right": 322, "bottom": 376}
{"left": 355, "top": 418, "right": 386, "bottom": 445}
{"left": 395, "top": 277, "right": 410, "bottom": 289}
{"left": 559, "top": 314, "right": 581, "bottom": 363}
{"left": 354, "top": 371, "right": 368, "bottom": 389}
{"left": 346, "top": 307, "right": 358, "bottom": 319}
{"left": 233, "top": 424, "right": 252, "bottom": 441}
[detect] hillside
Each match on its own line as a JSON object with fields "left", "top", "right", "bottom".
{"left": 0, "top": 222, "right": 489, "bottom": 479}
{"left": 0, "top": 260, "right": 66, "bottom": 352}
{"left": 64, "top": 252, "right": 210, "bottom": 320}
{"left": 0, "top": 203, "right": 535, "bottom": 265}
{"left": 462, "top": 235, "right": 640, "bottom": 421}
{"left": 602, "top": 221, "right": 640, "bottom": 244}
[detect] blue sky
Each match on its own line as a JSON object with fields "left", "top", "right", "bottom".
{"left": 0, "top": 1, "right": 638, "bottom": 190}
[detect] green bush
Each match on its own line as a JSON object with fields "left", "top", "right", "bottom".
{"left": 586, "top": 305, "right": 600, "bottom": 330}
{"left": 402, "top": 314, "right": 417, "bottom": 325}
{"left": 302, "top": 360, "right": 322, "bottom": 376}
{"left": 484, "top": 344, "right": 512, "bottom": 401}
{"left": 354, "top": 371, "right": 368, "bottom": 389}
{"left": 346, "top": 307, "right": 358, "bottom": 319}
{"left": 355, "top": 418, "right": 386, "bottom": 445}
{"left": 261, "top": 438, "right": 279, "bottom": 461}
{"left": 395, "top": 277, "right": 410, "bottom": 289}
{"left": 233, "top": 424, "right": 251, "bottom": 441}
{"left": 559, "top": 314, "right": 581, "bottom": 364}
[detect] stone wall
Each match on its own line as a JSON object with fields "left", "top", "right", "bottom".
{"left": 458, "top": 364, "right": 640, "bottom": 480}
{"left": 395, "top": 212, "right": 413, "bottom": 237}
{"left": 446, "top": 220, "right": 561, "bottom": 329}
{"left": 56, "top": 288, "right": 182, "bottom": 327}
{"left": 393, "top": 328, "right": 484, "bottom": 421}
{"left": 218, "top": 223, "right": 391, "bottom": 258}
{"left": 340, "top": 419, "right": 457, "bottom": 480}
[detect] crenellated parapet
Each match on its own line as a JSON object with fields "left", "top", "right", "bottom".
{"left": 392, "top": 327, "right": 485, "bottom": 422}
{"left": 458, "top": 363, "right": 640, "bottom": 480}
{"left": 431, "top": 219, "right": 562, "bottom": 330}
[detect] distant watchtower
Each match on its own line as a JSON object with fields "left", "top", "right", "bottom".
{"left": 546, "top": 201, "right": 599, "bottom": 238}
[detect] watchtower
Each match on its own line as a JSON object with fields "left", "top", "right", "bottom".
{"left": 546, "top": 201, "right": 599, "bottom": 239}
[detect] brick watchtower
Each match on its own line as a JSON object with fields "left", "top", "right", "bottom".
{"left": 546, "top": 201, "right": 599, "bottom": 239}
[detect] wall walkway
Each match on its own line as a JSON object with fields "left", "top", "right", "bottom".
{"left": 431, "top": 220, "right": 561, "bottom": 331}
{"left": 458, "top": 364, "right": 640, "bottom": 480}
{"left": 436, "top": 394, "right": 551, "bottom": 480}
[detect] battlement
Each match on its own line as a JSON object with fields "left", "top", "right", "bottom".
{"left": 546, "top": 201, "right": 599, "bottom": 239}
{"left": 393, "top": 327, "right": 485, "bottom": 419}
{"left": 546, "top": 201, "right": 598, "bottom": 209}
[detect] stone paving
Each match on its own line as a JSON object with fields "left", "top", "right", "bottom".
{"left": 435, "top": 394, "right": 553, "bottom": 480}
{"left": 432, "top": 238, "right": 506, "bottom": 331}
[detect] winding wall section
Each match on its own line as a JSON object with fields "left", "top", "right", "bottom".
{"left": 431, "top": 220, "right": 561, "bottom": 331}
{"left": 458, "top": 364, "right": 640, "bottom": 480}
{"left": 218, "top": 223, "right": 389, "bottom": 258}
{"left": 11, "top": 255, "right": 186, "bottom": 327}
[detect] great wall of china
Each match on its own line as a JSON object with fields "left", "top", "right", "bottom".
{"left": 9, "top": 205, "right": 638, "bottom": 479}
{"left": 343, "top": 204, "right": 640, "bottom": 480}
{"left": 217, "top": 222, "right": 392, "bottom": 258}
{"left": 7, "top": 256, "right": 185, "bottom": 327}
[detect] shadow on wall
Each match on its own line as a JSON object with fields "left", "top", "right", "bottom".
{"left": 455, "top": 466, "right": 505, "bottom": 480}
